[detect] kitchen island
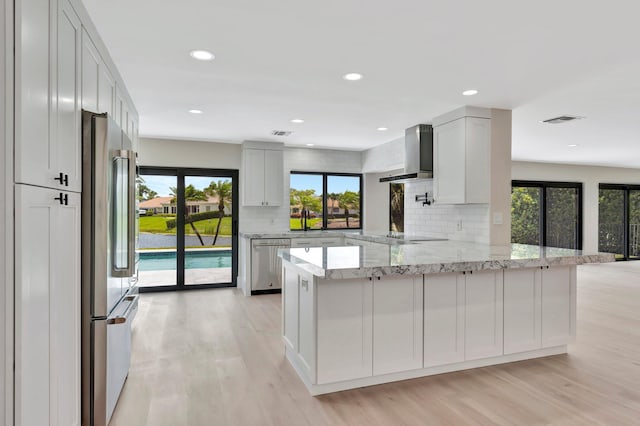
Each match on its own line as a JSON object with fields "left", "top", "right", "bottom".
{"left": 279, "top": 240, "right": 614, "bottom": 395}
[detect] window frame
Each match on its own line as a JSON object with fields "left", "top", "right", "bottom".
{"left": 290, "top": 171, "right": 363, "bottom": 231}
{"left": 598, "top": 183, "right": 640, "bottom": 261}
{"left": 511, "top": 180, "right": 583, "bottom": 249}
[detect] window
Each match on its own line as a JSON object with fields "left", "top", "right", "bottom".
{"left": 389, "top": 183, "right": 404, "bottom": 232}
{"left": 290, "top": 172, "right": 362, "bottom": 230}
{"left": 599, "top": 184, "right": 640, "bottom": 260}
{"left": 511, "top": 181, "right": 582, "bottom": 249}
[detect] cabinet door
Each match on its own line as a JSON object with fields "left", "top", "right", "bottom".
{"left": 15, "top": 0, "right": 54, "bottom": 189}
{"left": 15, "top": 185, "right": 55, "bottom": 426}
{"left": 434, "top": 118, "right": 466, "bottom": 204}
{"left": 424, "top": 273, "right": 465, "bottom": 366}
{"left": 81, "top": 29, "right": 100, "bottom": 113}
{"left": 282, "top": 266, "right": 299, "bottom": 351}
{"left": 114, "top": 87, "right": 124, "bottom": 127}
{"left": 15, "top": 186, "right": 81, "bottom": 426}
{"left": 317, "top": 278, "right": 373, "bottom": 384}
{"left": 263, "top": 149, "right": 283, "bottom": 206}
{"left": 465, "top": 270, "right": 503, "bottom": 360}
{"left": 98, "top": 62, "right": 115, "bottom": 115}
{"left": 51, "top": 190, "right": 81, "bottom": 426}
{"left": 56, "top": 0, "right": 82, "bottom": 192}
{"left": 541, "top": 266, "right": 575, "bottom": 347}
{"left": 242, "top": 148, "right": 265, "bottom": 206}
{"left": 465, "top": 118, "right": 491, "bottom": 204}
{"left": 298, "top": 274, "right": 316, "bottom": 383}
{"left": 373, "top": 276, "right": 423, "bottom": 375}
{"left": 504, "top": 268, "right": 542, "bottom": 354}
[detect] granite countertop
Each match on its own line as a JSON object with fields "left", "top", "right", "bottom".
{"left": 239, "top": 230, "right": 357, "bottom": 239}
{"left": 278, "top": 240, "right": 615, "bottom": 279}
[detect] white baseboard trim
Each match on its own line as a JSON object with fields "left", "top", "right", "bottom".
{"left": 286, "top": 345, "right": 568, "bottom": 396}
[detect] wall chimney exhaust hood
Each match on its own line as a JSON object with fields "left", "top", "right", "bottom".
{"left": 379, "top": 124, "right": 433, "bottom": 183}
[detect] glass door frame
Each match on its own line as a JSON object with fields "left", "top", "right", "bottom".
{"left": 511, "top": 180, "right": 583, "bottom": 249}
{"left": 138, "top": 166, "right": 239, "bottom": 292}
{"left": 599, "top": 183, "right": 640, "bottom": 261}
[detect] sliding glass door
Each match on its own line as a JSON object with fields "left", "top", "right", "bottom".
{"left": 599, "top": 184, "right": 640, "bottom": 260}
{"left": 137, "top": 167, "right": 238, "bottom": 291}
{"left": 511, "top": 181, "right": 582, "bottom": 249}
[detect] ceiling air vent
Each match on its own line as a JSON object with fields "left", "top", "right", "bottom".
{"left": 271, "top": 130, "right": 293, "bottom": 136}
{"left": 542, "top": 115, "right": 584, "bottom": 124}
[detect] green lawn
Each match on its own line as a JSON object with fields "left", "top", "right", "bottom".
{"left": 289, "top": 218, "right": 322, "bottom": 230}
{"left": 140, "top": 216, "right": 232, "bottom": 236}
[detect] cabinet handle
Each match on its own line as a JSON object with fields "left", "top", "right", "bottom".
{"left": 265, "top": 201, "right": 269, "bottom": 206}
{"left": 377, "top": 276, "right": 381, "bottom": 280}
{"left": 54, "top": 172, "right": 68, "bottom": 186}
{"left": 54, "top": 193, "right": 68, "bottom": 205}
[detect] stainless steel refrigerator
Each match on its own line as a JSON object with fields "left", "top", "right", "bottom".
{"left": 81, "top": 111, "right": 139, "bottom": 426}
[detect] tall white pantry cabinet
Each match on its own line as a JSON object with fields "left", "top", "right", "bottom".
{"left": 12, "top": 0, "right": 139, "bottom": 424}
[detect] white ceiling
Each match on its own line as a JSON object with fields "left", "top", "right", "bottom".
{"left": 82, "top": 0, "right": 640, "bottom": 168}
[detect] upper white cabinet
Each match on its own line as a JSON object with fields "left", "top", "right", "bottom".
{"left": 15, "top": 185, "right": 81, "bottom": 426}
{"left": 15, "top": 0, "right": 82, "bottom": 192}
{"left": 433, "top": 107, "right": 491, "bottom": 204}
{"left": 82, "top": 29, "right": 116, "bottom": 116}
{"left": 242, "top": 143, "right": 284, "bottom": 206}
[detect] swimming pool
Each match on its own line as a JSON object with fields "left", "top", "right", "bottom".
{"left": 139, "top": 250, "right": 232, "bottom": 271}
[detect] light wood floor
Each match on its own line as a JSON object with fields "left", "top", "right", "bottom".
{"left": 110, "top": 262, "right": 640, "bottom": 426}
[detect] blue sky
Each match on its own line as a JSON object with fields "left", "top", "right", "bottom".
{"left": 290, "top": 174, "right": 360, "bottom": 195}
{"left": 140, "top": 175, "right": 231, "bottom": 197}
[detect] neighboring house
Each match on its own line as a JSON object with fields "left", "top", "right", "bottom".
{"left": 140, "top": 196, "right": 231, "bottom": 215}
{"left": 290, "top": 199, "right": 359, "bottom": 217}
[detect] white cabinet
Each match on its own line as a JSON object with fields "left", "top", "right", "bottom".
{"left": 242, "top": 148, "right": 284, "bottom": 206}
{"left": 504, "top": 268, "right": 542, "bottom": 354}
{"left": 15, "top": 185, "right": 81, "bottom": 426}
{"left": 541, "top": 266, "right": 575, "bottom": 347}
{"left": 504, "top": 266, "right": 576, "bottom": 354}
{"left": 373, "top": 275, "right": 423, "bottom": 375}
{"left": 424, "top": 270, "right": 503, "bottom": 365}
{"left": 433, "top": 116, "right": 490, "bottom": 204}
{"left": 424, "top": 272, "right": 465, "bottom": 366}
{"left": 465, "top": 270, "right": 504, "bottom": 360}
{"left": 317, "top": 278, "right": 373, "bottom": 384}
{"left": 15, "top": 0, "right": 82, "bottom": 192}
{"left": 82, "top": 29, "right": 115, "bottom": 116}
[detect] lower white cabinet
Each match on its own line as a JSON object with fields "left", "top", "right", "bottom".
{"left": 373, "top": 275, "right": 423, "bottom": 375}
{"left": 424, "top": 272, "right": 465, "bottom": 367}
{"left": 15, "top": 184, "right": 81, "bottom": 426}
{"left": 464, "top": 270, "right": 504, "bottom": 360}
{"left": 316, "top": 278, "right": 373, "bottom": 384}
{"left": 424, "top": 270, "right": 503, "bottom": 365}
{"left": 504, "top": 266, "right": 576, "bottom": 354}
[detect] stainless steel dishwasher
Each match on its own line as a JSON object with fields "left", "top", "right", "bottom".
{"left": 251, "top": 238, "right": 291, "bottom": 294}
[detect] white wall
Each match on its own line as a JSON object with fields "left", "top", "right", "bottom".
{"left": 138, "top": 138, "right": 363, "bottom": 233}
{"left": 512, "top": 161, "right": 640, "bottom": 252}
{"left": 363, "top": 171, "right": 401, "bottom": 234}
{"left": 404, "top": 180, "right": 491, "bottom": 242}
{"left": 361, "top": 136, "right": 404, "bottom": 173}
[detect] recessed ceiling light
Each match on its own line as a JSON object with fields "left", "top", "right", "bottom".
{"left": 306, "top": 143, "right": 315, "bottom": 147}
{"left": 189, "top": 50, "right": 215, "bottom": 61}
{"left": 377, "top": 127, "right": 388, "bottom": 131}
{"left": 462, "top": 89, "right": 478, "bottom": 96}
{"left": 568, "top": 144, "right": 579, "bottom": 147}
{"left": 188, "top": 109, "right": 203, "bottom": 114}
{"left": 291, "top": 119, "right": 305, "bottom": 124}
{"left": 343, "top": 73, "right": 363, "bottom": 81}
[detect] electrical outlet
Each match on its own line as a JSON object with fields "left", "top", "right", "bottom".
{"left": 493, "top": 212, "right": 503, "bottom": 225}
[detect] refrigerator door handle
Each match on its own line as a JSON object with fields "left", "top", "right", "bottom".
{"left": 111, "top": 149, "right": 137, "bottom": 278}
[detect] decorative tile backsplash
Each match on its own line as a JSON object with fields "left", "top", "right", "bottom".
{"left": 404, "top": 180, "right": 490, "bottom": 243}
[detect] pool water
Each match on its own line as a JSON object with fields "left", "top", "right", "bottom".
{"left": 139, "top": 250, "right": 232, "bottom": 271}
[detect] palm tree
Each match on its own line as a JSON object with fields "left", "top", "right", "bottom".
{"left": 205, "top": 180, "right": 232, "bottom": 246}
{"left": 170, "top": 184, "right": 207, "bottom": 246}
{"left": 334, "top": 191, "right": 359, "bottom": 228}
{"left": 290, "top": 188, "right": 321, "bottom": 229}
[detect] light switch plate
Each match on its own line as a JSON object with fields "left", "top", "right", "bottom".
{"left": 493, "top": 212, "right": 503, "bottom": 225}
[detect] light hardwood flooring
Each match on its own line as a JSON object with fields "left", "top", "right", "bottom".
{"left": 110, "top": 262, "right": 640, "bottom": 426}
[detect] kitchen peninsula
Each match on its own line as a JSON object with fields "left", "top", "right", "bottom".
{"left": 279, "top": 238, "right": 614, "bottom": 395}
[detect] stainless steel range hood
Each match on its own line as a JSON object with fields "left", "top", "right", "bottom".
{"left": 379, "top": 124, "right": 433, "bottom": 183}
